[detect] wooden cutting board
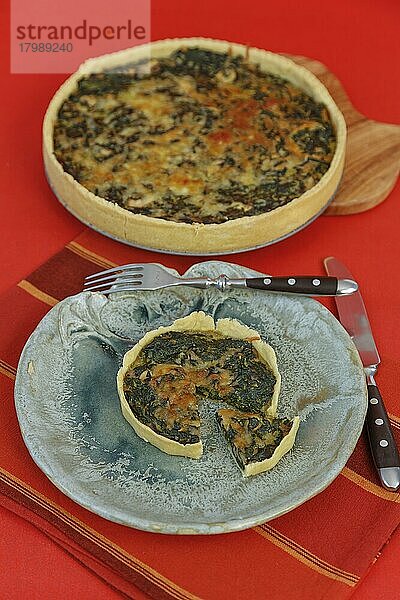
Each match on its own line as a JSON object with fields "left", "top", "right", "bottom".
{"left": 287, "top": 54, "right": 400, "bottom": 215}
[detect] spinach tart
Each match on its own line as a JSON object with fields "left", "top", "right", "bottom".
{"left": 43, "top": 38, "right": 346, "bottom": 254}
{"left": 117, "top": 312, "right": 300, "bottom": 476}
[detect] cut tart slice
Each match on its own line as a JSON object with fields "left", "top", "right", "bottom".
{"left": 117, "top": 311, "right": 282, "bottom": 460}
{"left": 217, "top": 409, "right": 300, "bottom": 477}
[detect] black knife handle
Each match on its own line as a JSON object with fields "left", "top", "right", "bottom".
{"left": 245, "top": 276, "right": 338, "bottom": 295}
{"left": 366, "top": 384, "right": 400, "bottom": 471}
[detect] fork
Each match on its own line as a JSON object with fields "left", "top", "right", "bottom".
{"left": 84, "top": 263, "right": 358, "bottom": 296}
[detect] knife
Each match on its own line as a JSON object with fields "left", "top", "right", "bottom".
{"left": 324, "top": 257, "right": 400, "bottom": 491}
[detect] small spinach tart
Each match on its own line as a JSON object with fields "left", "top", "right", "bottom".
{"left": 44, "top": 38, "right": 346, "bottom": 254}
{"left": 117, "top": 312, "right": 299, "bottom": 476}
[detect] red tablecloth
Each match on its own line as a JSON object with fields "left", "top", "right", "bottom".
{"left": 1, "top": 0, "right": 399, "bottom": 598}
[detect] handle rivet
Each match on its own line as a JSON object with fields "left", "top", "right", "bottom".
{"left": 312, "top": 279, "right": 321, "bottom": 286}
{"left": 375, "top": 418, "right": 384, "bottom": 426}
{"left": 380, "top": 440, "right": 389, "bottom": 447}
{"left": 288, "top": 278, "right": 296, "bottom": 286}
{"left": 370, "top": 398, "right": 378, "bottom": 405}
{"left": 263, "top": 278, "right": 272, "bottom": 285}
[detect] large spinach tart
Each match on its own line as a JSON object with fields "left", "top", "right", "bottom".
{"left": 43, "top": 38, "right": 346, "bottom": 254}
{"left": 117, "top": 312, "right": 300, "bottom": 477}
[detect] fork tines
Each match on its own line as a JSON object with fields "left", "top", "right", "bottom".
{"left": 84, "top": 264, "right": 144, "bottom": 293}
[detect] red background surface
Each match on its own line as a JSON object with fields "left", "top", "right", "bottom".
{"left": 1, "top": 0, "right": 400, "bottom": 598}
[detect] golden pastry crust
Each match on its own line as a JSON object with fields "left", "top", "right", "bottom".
{"left": 43, "top": 38, "right": 346, "bottom": 253}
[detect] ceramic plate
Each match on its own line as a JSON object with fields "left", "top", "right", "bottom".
{"left": 15, "top": 261, "right": 367, "bottom": 534}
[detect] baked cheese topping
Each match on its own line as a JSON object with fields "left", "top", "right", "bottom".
{"left": 53, "top": 48, "right": 336, "bottom": 225}
{"left": 122, "top": 330, "right": 277, "bottom": 447}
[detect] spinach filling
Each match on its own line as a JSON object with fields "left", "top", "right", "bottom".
{"left": 122, "top": 331, "right": 276, "bottom": 445}
{"left": 217, "top": 411, "right": 292, "bottom": 469}
{"left": 54, "top": 47, "right": 336, "bottom": 224}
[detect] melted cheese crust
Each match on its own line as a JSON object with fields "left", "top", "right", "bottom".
{"left": 53, "top": 48, "right": 336, "bottom": 225}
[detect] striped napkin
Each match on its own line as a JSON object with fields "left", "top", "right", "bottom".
{"left": 1, "top": 228, "right": 400, "bottom": 600}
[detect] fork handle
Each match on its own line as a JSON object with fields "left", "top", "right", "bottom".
{"left": 245, "top": 276, "right": 357, "bottom": 296}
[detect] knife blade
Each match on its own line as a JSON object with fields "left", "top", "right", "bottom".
{"left": 324, "top": 257, "right": 400, "bottom": 491}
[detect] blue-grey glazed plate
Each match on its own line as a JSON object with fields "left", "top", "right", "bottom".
{"left": 15, "top": 261, "right": 367, "bottom": 534}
